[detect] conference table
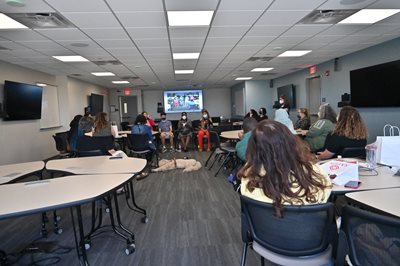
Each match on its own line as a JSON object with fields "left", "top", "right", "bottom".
{"left": 345, "top": 188, "right": 400, "bottom": 218}
{"left": 0, "top": 161, "right": 45, "bottom": 184}
{"left": 0, "top": 173, "right": 133, "bottom": 265}
{"left": 220, "top": 130, "right": 243, "bottom": 140}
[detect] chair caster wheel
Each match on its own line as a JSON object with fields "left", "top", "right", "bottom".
{"left": 55, "top": 215, "right": 61, "bottom": 222}
{"left": 141, "top": 216, "right": 148, "bottom": 223}
{"left": 55, "top": 228, "right": 63, "bottom": 235}
{"left": 125, "top": 243, "right": 135, "bottom": 255}
{"left": 105, "top": 208, "right": 110, "bottom": 213}
{"left": 84, "top": 242, "right": 91, "bottom": 250}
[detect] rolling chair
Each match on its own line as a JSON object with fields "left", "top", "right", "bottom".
{"left": 240, "top": 195, "right": 336, "bottom": 266}
{"left": 52, "top": 132, "right": 71, "bottom": 158}
{"left": 126, "top": 133, "right": 158, "bottom": 167}
{"left": 206, "top": 131, "right": 237, "bottom": 177}
{"left": 336, "top": 205, "right": 400, "bottom": 266}
{"left": 76, "top": 135, "right": 114, "bottom": 157}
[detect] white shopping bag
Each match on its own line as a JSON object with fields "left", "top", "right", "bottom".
{"left": 320, "top": 159, "right": 358, "bottom": 186}
{"left": 375, "top": 136, "right": 400, "bottom": 167}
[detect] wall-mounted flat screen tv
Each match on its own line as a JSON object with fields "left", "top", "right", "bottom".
{"left": 163, "top": 90, "right": 203, "bottom": 113}
{"left": 277, "top": 84, "right": 296, "bottom": 108}
{"left": 3, "top": 80, "right": 43, "bottom": 120}
{"left": 90, "top": 93, "right": 104, "bottom": 115}
{"left": 350, "top": 59, "right": 400, "bottom": 107}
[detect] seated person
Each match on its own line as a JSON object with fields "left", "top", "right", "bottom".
{"left": 68, "top": 114, "right": 82, "bottom": 151}
{"left": 93, "top": 112, "right": 113, "bottom": 136}
{"left": 236, "top": 117, "right": 258, "bottom": 161}
{"left": 131, "top": 114, "right": 156, "bottom": 162}
{"left": 294, "top": 108, "right": 311, "bottom": 130}
{"left": 318, "top": 106, "right": 368, "bottom": 160}
{"left": 244, "top": 109, "right": 259, "bottom": 121}
{"left": 142, "top": 111, "right": 156, "bottom": 130}
{"left": 77, "top": 116, "right": 115, "bottom": 155}
{"left": 158, "top": 112, "right": 174, "bottom": 152}
{"left": 274, "top": 109, "right": 296, "bottom": 134}
{"left": 238, "top": 120, "right": 332, "bottom": 217}
{"left": 300, "top": 103, "right": 337, "bottom": 152}
{"left": 197, "top": 109, "right": 213, "bottom": 151}
{"left": 258, "top": 107, "right": 268, "bottom": 121}
{"left": 177, "top": 112, "right": 192, "bottom": 152}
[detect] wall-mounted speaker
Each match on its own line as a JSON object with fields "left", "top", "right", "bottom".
{"left": 157, "top": 102, "right": 163, "bottom": 113}
{"left": 334, "top": 58, "right": 340, "bottom": 72}
{"left": 269, "top": 79, "right": 274, "bottom": 88}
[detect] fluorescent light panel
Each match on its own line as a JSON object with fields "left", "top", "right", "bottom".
{"left": 91, "top": 72, "right": 115, "bottom": 76}
{"left": 235, "top": 77, "right": 253, "bottom": 80}
{"left": 167, "top": 11, "right": 214, "bottom": 26}
{"left": 173, "top": 53, "right": 200, "bottom": 60}
{"left": 53, "top": 55, "right": 89, "bottom": 62}
{"left": 339, "top": 9, "right": 400, "bottom": 24}
{"left": 112, "top": 81, "right": 129, "bottom": 84}
{"left": 0, "top": 13, "right": 27, "bottom": 29}
{"left": 175, "top": 70, "right": 194, "bottom": 74}
{"left": 36, "top": 83, "right": 47, "bottom": 87}
{"left": 251, "top": 68, "right": 274, "bottom": 72}
{"left": 278, "top": 50, "right": 312, "bottom": 57}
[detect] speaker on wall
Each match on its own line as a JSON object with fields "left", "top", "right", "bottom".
{"left": 269, "top": 79, "right": 274, "bottom": 88}
{"left": 334, "top": 58, "right": 340, "bottom": 72}
{"left": 157, "top": 102, "right": 163, "bottom": 113}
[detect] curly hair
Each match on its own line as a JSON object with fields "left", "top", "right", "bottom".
{"left": 333, "top": 106, "right": 368, "bottom": 139}
{"left": 318, "top": 103, "right": 337, "bottom": 123}
{"left": 237, "top": 120, "right": 330, "bottom": 218}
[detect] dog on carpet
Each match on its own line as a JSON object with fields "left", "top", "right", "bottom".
{"left": 151, "top": 158, "right": 202, "bottom": 173}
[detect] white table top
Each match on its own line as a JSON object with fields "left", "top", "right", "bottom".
{"left": 46, "top": 156, "right": 146, "bottom": 175}
{"left": 0, "top": 174, "right": 132, "bottom": 220}
{"left": 0, "top": 161, "right": 45, "bottom": 185}
{"left": 331, "top": 164, "right": 400, "bottom": 193}
{"left": 345, "top": 188, "right": 400, "bottom": 217}
{"left": 220, "top": 130, "right": 243, "bottom": 140}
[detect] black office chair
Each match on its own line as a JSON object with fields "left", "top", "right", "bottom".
{"left": 121, "top": 122, "right": 130, "bottom": 131}
{"left": 240, "top": 195, "right": 336, "bottom": 266}
{"left": 339, "top": 147, "right": 366, "bottom": 159}
{"left": 207, "top": 131, "right": 237, "bottom": 177}
{"left": 126, "top": 133, "right": 158, "bottom": 167}
{"left": 336, "top": 205, "right": 400, "bottom": 266}
{"left": 52, "top": 132, "right": 70, "bottom": 158}
{"left": 76, "top": 135, "right": 114, "bottom": 157}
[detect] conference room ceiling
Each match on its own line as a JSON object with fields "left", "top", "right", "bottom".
{"left": 1, "top": 0, "right": 400, "bottom": 90}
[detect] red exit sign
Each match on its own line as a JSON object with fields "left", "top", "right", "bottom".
{"left": 309, "top": 66, "right": 316, "bottom": 74}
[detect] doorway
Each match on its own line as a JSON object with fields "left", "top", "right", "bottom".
{"left": 119, "top": 96, "right": 138, "bottom": 125}
{"left": 307, "top": 76, "right": 321, "bottom": 124}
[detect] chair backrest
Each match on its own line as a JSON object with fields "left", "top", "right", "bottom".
{"left": 339, "top": 147, "right": 366, "bottom": 158}
{"left": 209, "top": 131, "right": 221, "bottom": 150}
{"left": 126, "top": 133, "right": 151, "bottom": 152}
{"left": 121, "top": 122, "right": 130, "bottom": 131}
{"left": 340, "top": 205, "right": 400, "bottom": 266}
{"left": 215, "top": 124, "right": 234, "bottom": 134}
{"left": 52, "top": 133, "right": 69, "bottom": 153}
{"left": 240, "top": 195, "right": 335, "bottom": 257}
{"left": 76, "top": 135, "right": 114, "bottom": 156}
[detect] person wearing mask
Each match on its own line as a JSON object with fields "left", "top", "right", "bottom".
{"left": 317, "top": 106, "right": 368, "bottom": 160}
{"left": 158, "top": 112, "right": 174, "bottom": 153}
{"left": 244, "top": 109, "right": 259, "bottom": 121}
{"left": 238, "top": 120, "right": 332, "bottom": 217}
{"left": 93, "top": 112, "right": 112, "bottom": 136}
{"left": 294, "top": 108, "right": 311, "bottom": 130}
{"left": 273, "top": 95, "right": 290, "bottom": 113}
{"left": 236, "top": 117, "right": 258, "bottom": 161}
{"left": 197, "top": 109, "right": 213, "bottom": 151}
{"left": 142, "top": 111, "right": 155, "bottom": 130}
{"left": 274, "top": 109, "right": 296, "bottom": 134}
{"left": 300, "top": 103, "right": 337, "bottom": 152}
{"left": 258, "top": 107, "right": 268, "bottom": 121}
{"left": 177, "top": 112, "right": 192, "bottom": 152}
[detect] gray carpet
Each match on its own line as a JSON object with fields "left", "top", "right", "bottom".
{"left": 0, "top": 151, "right": 266, "bottom": 266}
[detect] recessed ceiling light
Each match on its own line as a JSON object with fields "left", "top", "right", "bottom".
{"left": 251, "top": 68, "right": 274, "bottom": 72}
{"left": 175, "top": 70, "right": 194, "bottom": 74}
{"left": 36, "top": 83, "right": 47, "bottom": 87}
{"left": 173, "top": 53, "right": 200, "bottom": 60}
{"left": 167, "top": 11, "right": 214, "bottom": 27}
{"left": 278, "top": 50, "right": 312, "bottom": 57}
{"left": 91, "top": 72, "right": 115, "bottom": 76}
{"left": 338, "top": 9, "right": 400, "bottom": 24}
{"left": 52, "top": 55, "right": 89, "bottom": 62}
{"left": 235, "top": 77, "right": 253, "bottom": 80}
{"left": 0, "top": 13, "right": 27, "bottom": 29}
{"left": 112, "top": 81, "right": 129, "bottom": 84}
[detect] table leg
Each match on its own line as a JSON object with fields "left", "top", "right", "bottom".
{"left": 126, "top": 180, "right": 148, "bottom": 223}
{"left": 70, "top": 206, "right": 89, "bottom": 266}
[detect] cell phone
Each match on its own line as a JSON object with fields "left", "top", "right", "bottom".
{"left": 344, "top": 181, "right": 362, "bottom": 189}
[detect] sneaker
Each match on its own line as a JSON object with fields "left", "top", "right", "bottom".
{"left": 137, "top": 172, "right": 149, "bottom": 180}
{"left": 169, "top": 147, "right": 176, "bottom": 152}
{"left": 161, "top": 146, "right": 167, "bottom": 153}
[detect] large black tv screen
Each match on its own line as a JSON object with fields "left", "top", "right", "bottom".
{"left": 90, "top": 93, "right": 104, "bottom": 115}
{"left": 3, "top": 80, "right": 43, "bottom": 120}
{"left": 350, "top": 59, "right": 400, "bottom": 107}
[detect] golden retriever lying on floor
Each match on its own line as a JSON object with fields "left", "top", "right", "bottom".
{"left": 151, "top": 158, "right": 202, "bottom": 173}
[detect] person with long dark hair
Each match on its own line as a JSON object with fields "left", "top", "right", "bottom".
{"left": 244, "top": 109, "right": 259, "bottom": 121}
{"left": 177, "top": 112, "right": 192, "bottom": 152}
{"left": 197, "top": 109, "right": 213, "bottom": 151}
{"left": 93, "top": 112, "right": 112, "bottom": 136}
{"left": 68, "top": 114, "right": 82, "bottom": 151}
{"left": 238, "top": 120, "right": 331, "bottom": 217}
{"left": 258, "top": 107, "right": 268, "bottom": 121}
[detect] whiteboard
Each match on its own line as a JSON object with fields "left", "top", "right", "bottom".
{"left": 40, "top": 85, "right": 61, "bottom": 129}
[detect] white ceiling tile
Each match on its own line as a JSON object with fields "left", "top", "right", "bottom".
{"left": 107, "top": 47, "right": 142, "bottom": 56}
{"left": 283, "top": 24, "right": 331, "bottom": 36}
{"left": 256, "top": 10, "right": 311, "bottom": 26}
{"left": 82, "top": 28, "right": 129, "bottom": 40}
{"left": 169, "top": 27, "right": 209, "bottom": 39}
{"left": 246, "top": 25, "right": 289, "bottom": 37}
{"left": 0, "top": 30, "right": 48, "bottom": 42}
{"left": 355, "top": 24, "right": 400, "bottom": 36}
{"left": 62, "top": 12, "right": 121, "bottom": 28}
{"left": 140, "top": 47, "right": 171, "bottom": 54}
{"left": 305, "top": 35, "right": 345, "bottom": 44}
{"left": 202, "top": 45, "right": 234, "bottom": 53}
{"left": 269, "top": 35, "right": 310, "bottom": 45}
{"left": 170, "top": 38, "right": 205, "bottom": 47}
{"left": 205, "top": 37, "right": 241, "bottom": 46}
{"left": 135, "top": 38, "right": 170, "bottom": 47}
{"left": 16, "top": 40, "right": 66, "bottom": 50}
{"left": 319, "top": 24, "right": 368, "bottom": 36}
{"left": 165, "top": 0, "right": 218, "bottom": 11}
{"left": 333, "top": 35, "right": 380, "bottom": 45}
{"left": 96, "top": 39, "right": 133, "bottom": 48}
{"left": 126, "top": 27, "right": 168, "bottom": 39}
{"left": 106, "top": 0, "right": 164, "bottom": 11}
{"left": 0, "top": 0, "right": 54, "bottom": 13}
{"left": 36, "top": 47, "right": 76, "bottom": 56}
{"left": 36, "top": 28, "right": 89, "bottom": 41}
{"left": 213, "top": 11, "right": 264, "bottom": 26}
{"left": 219, "top": 0, "right": 273, "bottom": 11}
{"left": 208, "top": 26, "right": 250, "bottom": 37}
{"left": 238, "top": 36, "right": 275, "bottom": 46}
{"left": 380, "top": 13, "right": 400, "bottom": 25}
{"left": 46, "top": 0, "right": 109, "bottom": 12}
{"left": 268, "top": 0, "right": 326, "bottom": 11}
{"left": 319, "top": 0, "right": 376, "bottom": 10}
{"left": 368, "top": 0, "right": 400, "bottom": 8}
{"left": 116, "top": 12, "right": 166, "bottom": 27}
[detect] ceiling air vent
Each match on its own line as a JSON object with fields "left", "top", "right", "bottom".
{"left": 299, "top": 10, "right": 357, "bottom": 24}
{"left": 7, "top": 13, "right": 73, "bottom": 28}
{"left": 247, "top": 57, "right": 274, "bottom": 62}
{"left": 92, "top": 60, "right": 122, "bottom": 66}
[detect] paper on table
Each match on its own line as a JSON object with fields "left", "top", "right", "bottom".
{"left": 110, "top": 150, "right": 127, "bottom": 158}
{"left": 320, "top": 159, "right": 359, "bottom": 185}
